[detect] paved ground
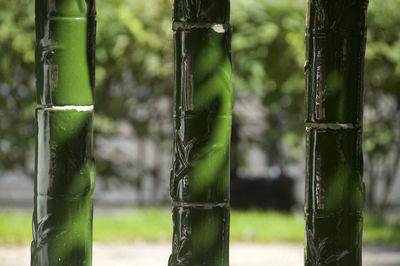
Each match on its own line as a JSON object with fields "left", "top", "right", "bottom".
{"left": 1, "top": 242, "right": 399, "bottom": 266}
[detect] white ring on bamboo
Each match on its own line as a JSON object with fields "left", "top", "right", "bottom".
{"left": 37, "top": 105, "right": 94, "bottom": 112}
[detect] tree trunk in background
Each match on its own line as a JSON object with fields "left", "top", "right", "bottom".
{"left": 304, "top": 0, "right": 368, "bottom": 265}
{"left": 32, "top": 1, "right": 96, "bottom": 265}
{"left": 169, "top": 0, "right": 233, "bottom": 265}
{"left": 230, "top": 115, "right": 239, "bottom": 180}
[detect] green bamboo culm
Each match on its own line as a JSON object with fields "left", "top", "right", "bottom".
{"left": 169, "top": 0, "right": 233, "bottom": 265}
{"left": 304, "top": 0, "right": 369, "bottom": 265}
{"left": 32, "top": 1, "right": 96, "bottom": 265}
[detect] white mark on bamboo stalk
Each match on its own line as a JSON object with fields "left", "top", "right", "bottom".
{"left": 173, "top": 22, "right": 229, "bottom": 33}
{"left": 305, "top": 123, "right": 359, "bottom": 130}
{"left": 173, "top": 202, "right": 229, "bottom": 208}
{"left": 37, "top": 105, "right": 94, "bottom": 112}
{"left": 211, "top": 24, "right": 227, "bottom": 33}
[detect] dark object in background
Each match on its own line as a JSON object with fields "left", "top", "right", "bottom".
{"left": 230, "top": 176, "right": 296, "bottom": 211}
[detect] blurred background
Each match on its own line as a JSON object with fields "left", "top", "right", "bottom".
{"left": 0, "top": 0, "right": 400, "bottom": 265}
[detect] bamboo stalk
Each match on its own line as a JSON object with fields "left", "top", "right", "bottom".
{"left": 32, "top": 1, "right": 96, "bottom": 265}
{"left": 304, "top": 0, "right": 369, "bottom": 265}
{"left": 169, "top": 0, "right": 233, "bottom": 265}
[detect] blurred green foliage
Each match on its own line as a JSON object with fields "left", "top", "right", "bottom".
{"left": 0, "top": 0, "right": 399, "bottom": 207}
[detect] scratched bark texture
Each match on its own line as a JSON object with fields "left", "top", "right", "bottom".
{"left": 169, "top": 0, "right": 233, "bottom": 265}
{"left": 304, "top": 0, "right": 369, "bottom": 265}
{"left": 32, "top": 1, "right": 96, "bottom": 265}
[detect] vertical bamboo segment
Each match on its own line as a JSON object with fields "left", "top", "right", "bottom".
{"left": 32, "top": 1, "right": 96, "bottom": 265}
{"left": 169, "top": 1, "right": 233, "bottom": 265}
{"left": 304, "top": 0, "right": 368, "bottom": 265}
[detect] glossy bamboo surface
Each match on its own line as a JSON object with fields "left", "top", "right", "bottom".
{"left": 169, "top": 1, "right": 233, "bottom": 265}
{"left": 32, "top": 1, "right": 96, "bottom": 265}
{"left": 304, "top": 1, "right": 368, "bottom": 265}
{"left": 32, "top": 109, "right": 95, "bottom": 265}
{"left": 35, "top": 0, "right": 96, "bottom": 105}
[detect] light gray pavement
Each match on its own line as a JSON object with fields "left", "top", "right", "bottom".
{"left": 1, "top": 242, "right": 399, "bottom": 266}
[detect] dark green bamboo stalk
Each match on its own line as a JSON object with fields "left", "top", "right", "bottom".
{"left": 32, "top": 1, "right": 96, "bottom": 265}
{"left": 169, "top": 1, "right": 233, "bottom": 265}
{"left": 304, "top": 1, "right": 368, "bottom": 265}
